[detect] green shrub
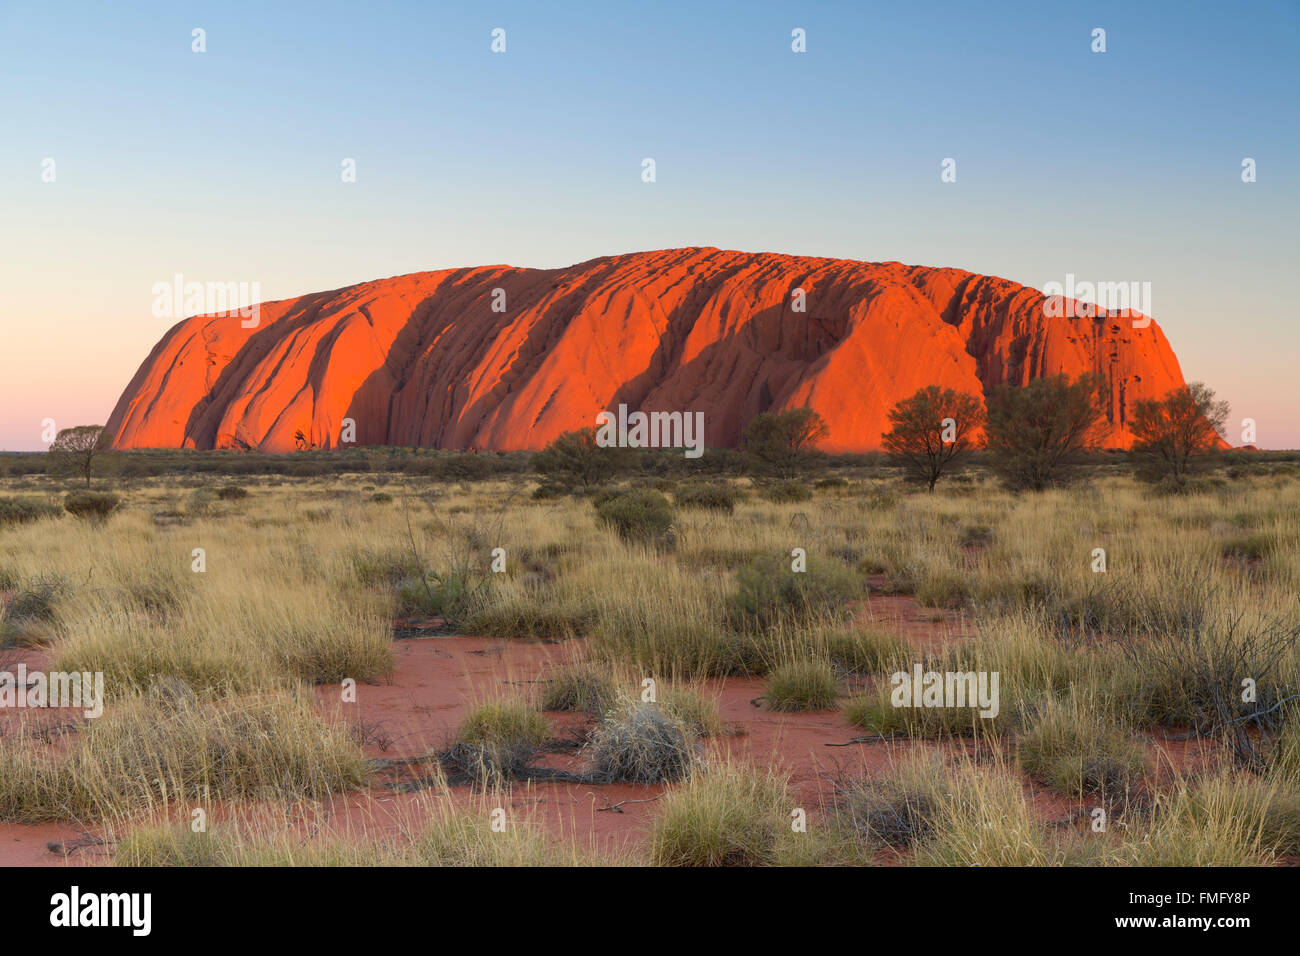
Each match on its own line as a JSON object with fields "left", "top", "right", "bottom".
{"left": 0, "top": 497, "right": 62, "bottom": 527}
{"left": 63, "top": 491, "right": 122, "bottom": 523}
{"left": 674, "top": 483, "right": 741, "bottom": 513}
{"left": 593, "top": 490, "right": 674, "bottom": 545}
{"left": 215, "top": 485, "right": 248, "bottom": 501}
{"left": 761, "top": 481, "right": 812, "bottom": 503}
{"left": 370, "top": 492, "right": 393, "bottom": 504}
{"left": 531, "top": 482, "right": 569, "bottom": 500}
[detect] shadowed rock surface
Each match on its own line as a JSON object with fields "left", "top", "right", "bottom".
{"left": 106, "top": 248, "right": 1189, "bottom": 452}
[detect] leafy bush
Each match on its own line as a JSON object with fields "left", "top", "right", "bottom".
{"left": 593, "top": 489, "right": 674, "bottom": 545}
{"left": 761, "top": 481, "right": 812, "bottom": 503}
{"left": 63, "top": 491, "right": 122, "bottom": 524}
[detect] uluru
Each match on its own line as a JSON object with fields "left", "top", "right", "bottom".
{"left": 106, "top": 248, "right": 1191, "bottom": 453}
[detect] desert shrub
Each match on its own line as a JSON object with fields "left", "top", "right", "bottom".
{"left": 814, "top": 476, "right": 848, "bottom": 490}
{"left": 587, "top": 702, "right": 696, "bottom": 784}
{"left": 1016, "top": 694, "right": 1147, "bottom": 797}
{"left": 370, "top": 492, "right": 393, "bottom": 504}
{"left": 63, "top": 490, "right": 122, "bottom": 523}
{"left": 533, "top": 428, "right": 632, "bottom": 490}
{"left": 396, "top": 566, "right": 488, "bottom": 626}
{"left": 215, "top": 484, "right": 248, "bottom": 501}
{"left": 0, "top": 497, "right": 62, "bottom": 527}
{"left": 447, "top": 700, "right": 550, "bottom": 785}
{"left": 1117, "top": 612, "right": 1300, "bottom": 766}
{"left": 648, "top": 765, "right": 788, "bottom": 866}
{"left": 674, "top": 482, "right": 741, "bottom": 513}
{"left": 541, "top": 663, "right": 618, "bottom": 714}
{"left": 730, "top": 553, "right": 861, "bottom": 627}
{"left": 531, "top": 481, "right": 569, "bottom": 500}
{"left": 761, "top": 481, "right": 812, "bottom": 503}
{"left": 838, "top": 754, "right": 948, "bottom": 849}
{"left": 187, "top": 487, "right": 217, "bottom": 516}
{"left": 764, "top": 660, "right": 839, "bottom": 711}
{"left": 593, "top": 489, "right": 674, "bottom": 545}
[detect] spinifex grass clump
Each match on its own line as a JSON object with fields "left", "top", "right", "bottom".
{"left": 0, "top": 687, "right": 369, "bottom": 823}
{"left": 763, "top": 660, "right": 839, "bottom": 711}
{"left": 907, "top": 764, "right": 1076, "bottom": 866}
{"left": 1016, "top": 692, "right": 1147, "bottom": 797}
{"left": 648, "top": 764, "right": 789, "bottom": 866}
{"left": 540, "top": 662, "right": 618, "bottom": 714}
{"left": 587, "top": 701, "right": 696, "bottom": 784}
{"left": 447, "top": 699, "right": 551, "bottom": 785}
{"left": 729, "top": 552, "right": 862, "bottom": 628}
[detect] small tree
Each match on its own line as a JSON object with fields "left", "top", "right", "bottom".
{"left": 1129, "top": 382, "right": 1229, "bottom": 486}
{"left": 881, "top": 386, "right": 984, "bottom": 491}
{"left": 984, "top": 374, "right": 1105, "bottom": 491}
{"left": 742, "top": 408, "right": 829, "bottom": 479}
{"left": 533, "top": 427, "right": 630, "bottom": 490}
{"left": 47, "top": 425, "right": 110, "bottom": 487}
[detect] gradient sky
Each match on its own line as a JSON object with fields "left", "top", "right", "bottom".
{"left": 2, "top": 0, "right": 1297, "bottom": 450}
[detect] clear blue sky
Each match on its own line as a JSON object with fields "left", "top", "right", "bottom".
{"left": 1, "top": 0, "right": 1297, "bottom": 448}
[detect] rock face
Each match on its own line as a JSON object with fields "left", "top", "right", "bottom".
{"left": 106, "top": 248, "right": 1190, "bottom": 453}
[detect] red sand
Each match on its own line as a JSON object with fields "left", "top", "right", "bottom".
{"left": 0, "top": 594, "right": 1234, "bottom": 866}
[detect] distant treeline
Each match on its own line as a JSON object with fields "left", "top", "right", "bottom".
{"left": 0, "top": 445, "right": 1296, "bottom": 482}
